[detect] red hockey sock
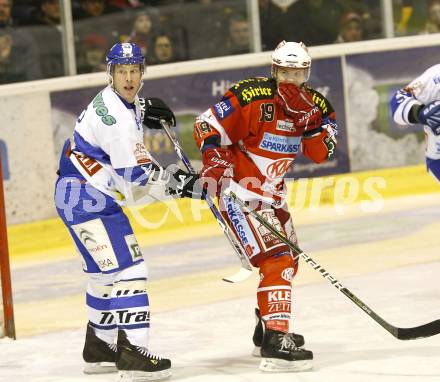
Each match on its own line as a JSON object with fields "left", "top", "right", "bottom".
{"left": 257, "top": 254, "right": 296, "bottom": 333}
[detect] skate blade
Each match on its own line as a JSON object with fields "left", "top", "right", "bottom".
{"left": 83, "top": 361, "right": 117, "bottom": 374}
{"left": 117, "top": 369, "right": 172, "bottom": 381}
{"left": 252, "top": 346, "right": 261, "bottom": 357}
{"left": 259, "top": 357, "right": 313, "bottom": 372}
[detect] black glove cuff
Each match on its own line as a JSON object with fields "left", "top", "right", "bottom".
{"left": 201, "top": 135, "right": 221, "bottom": 152}
{"left": 409, "top": 103, "right": 424, "bottom": 124}
{"left": 302, "top": 126, "right": 323, "bottom": 138}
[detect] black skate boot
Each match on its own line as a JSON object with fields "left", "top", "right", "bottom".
{"left": 260, "top": 328, "right": 313, "bottom": 372}
{"left": 116, "top": 330, "right": 171, "bottom": 381}
{"left": 83, "top": 322, "right": 117, "bottom": 374}
{"left": 252, "top": 308, "right": 305, "bottom": 356}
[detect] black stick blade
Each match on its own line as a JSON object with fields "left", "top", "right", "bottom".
{"left": 397, "top": 320, "right": 440, "bottom": 340}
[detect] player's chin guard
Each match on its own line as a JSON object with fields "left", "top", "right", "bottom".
{"left": 271, "top": 40, "right": 311, "bottom": 86}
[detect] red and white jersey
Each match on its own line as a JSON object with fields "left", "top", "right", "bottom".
{"left": 194, "top": 77, "right": 336, "bottom": 203}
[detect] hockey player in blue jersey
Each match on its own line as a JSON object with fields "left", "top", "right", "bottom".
{"left": 54, "top": 42, "right": 199, "bottom": 381}
{"left": 390, "top": 64, "right": 440, "bottom": 182}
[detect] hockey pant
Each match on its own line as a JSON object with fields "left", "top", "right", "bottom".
{"left": 427, "top": 158, "right": 440, "bottom": 183}
{"left": 55, "top": 176, "right": 150, "bottom": 347}
{"left": 221, "top": 195, "right": 299, "bottom": 333}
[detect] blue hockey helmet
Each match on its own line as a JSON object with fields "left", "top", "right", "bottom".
{"left": 106, "top": 42, "right": 145, "bottom": 75}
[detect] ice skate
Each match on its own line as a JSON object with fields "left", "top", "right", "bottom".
{"left": 259, "top": 328, "right": 313, "bottom": 372}
{"left": 83, "top": 322, "right": 117, "bottom": 374}
{"left": 116, "top": 330, "right": 171, "bottom": 381}
{"left": 252, "top": 308, "right": 304, "bottom": 357}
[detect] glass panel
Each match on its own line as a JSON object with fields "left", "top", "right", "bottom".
{"left": 393, "top": 0, "right": 436, "bottom": 36}
{"left": 2, "top": 0, "right": 438, "bottom": 84}
{"left": 72, "top": 0, "right": 249, "bottom": 74}
{"left": 156, "top": 0, "right": 249, "bottom": 61}
{"left": 259, "top": 0, "right": 383, "bottom": 50}
{"left": 0, "top": 0, "right": 63, "bottom": 83}
{"left": 73, "top": 1, "right": 132, "bottom": 74}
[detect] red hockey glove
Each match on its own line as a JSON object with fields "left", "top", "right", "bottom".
{"left": 302, "top": 118, "right": 338, "bottom": 162}
{"left": 275, "top": 83, "right": 322, "bottom": 130}
{"left": 200, "top": 147, "right": 234, "bottom": 197}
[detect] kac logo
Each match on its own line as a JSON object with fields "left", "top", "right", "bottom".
{"left": 281, "top": 267, "right": 295, "bottom": 282}
{"left": 266, "top": 158, "right": 293, "bottom": 179}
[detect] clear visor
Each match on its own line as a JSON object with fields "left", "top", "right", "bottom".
{"left": 274, "top": 66, "right": 310, "bottom": 86}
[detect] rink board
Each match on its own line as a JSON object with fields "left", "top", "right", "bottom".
{"left": 6, "top": 164, "right": 439, "bottom": 262}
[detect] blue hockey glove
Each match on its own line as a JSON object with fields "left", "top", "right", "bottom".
{"left": 418, "top": 100, "right": 440, "bottom": 135}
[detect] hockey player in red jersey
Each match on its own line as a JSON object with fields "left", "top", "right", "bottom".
{"left": 193, "top": 41, "right": 337, "bottom": 372}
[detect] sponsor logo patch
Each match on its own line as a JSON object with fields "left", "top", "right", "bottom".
{"left": 71, "top": 219, "right": 119, "bottom": 272}
{"left": 259, "top": 133, "right": 301, "bottom": 154}
{"left": 249, "top": 209, "right": 285, "bottom": 252}
{"left": 125, "top": 234, "right": 142, "bottom": 262}
{"left": 240, "top": 86, "right": 272, "bottom": 104}
{"left": 268, "top": 290, "right": 291, "bottom": 302}
{"left": 296, "top": 106, "right": 320, "bottom": 126}
{"left": 230, "top": 77, "right": 276, "bottom": 106}
{"left": 73, "top": 152, "right": 102, "bottom": 176}
{"left": 134, "top": 143, "right": 151, "bottom": 165}
{"left": 266, "top": 289, "right": 292, "bottom": 316}
{"left": 100, "top": 309, "right": 150, "bottom": 325}
{"left": 213, "top": 98, "right": 234, "bottom": 119}
{"left": 276, "top": 120, "right": 295, "bottom": 132}
{"left": 92, "top": 92, "right": 116, "bottom": 125}
{"left": 224, "top": 196, "right": 259, "bottom": 258}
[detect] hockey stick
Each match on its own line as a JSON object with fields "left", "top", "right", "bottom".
{"left": 226, "top": 189, "right": 440, "bottom": 340}
{"left": 159, "top": 120, "right": 253, "bottom": 283}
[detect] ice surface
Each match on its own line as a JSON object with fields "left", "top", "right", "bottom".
{"left": 1, "top": 194, "right": 439, "bottom": 381}
{"left": 1, "top": 262, "right": 440, "bottom": 382}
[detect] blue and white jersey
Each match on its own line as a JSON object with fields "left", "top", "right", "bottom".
{"left": 390, "top": 64, "right": 440, "bottom": 160}
{"left": 61, "top": 85, "right": 154, "bottom": 202}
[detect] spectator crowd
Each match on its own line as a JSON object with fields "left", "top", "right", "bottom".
{"left": 0, "top": 0, "right": 438, "bottom": 84}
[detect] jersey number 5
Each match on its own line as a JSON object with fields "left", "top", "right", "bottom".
{"left": 259, "top": 103, "right": 275, "bottom": 122}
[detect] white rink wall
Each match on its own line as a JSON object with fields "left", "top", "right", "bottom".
{"left": 0, "top": 92, "right": 55, "bottom": 223}
{"left": 0, "top": 34, "right": 439, "bottom": 224}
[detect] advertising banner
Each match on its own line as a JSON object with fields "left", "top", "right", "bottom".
{"left": 50, "top": 57, "right": 349, "bottom": 180}
{"left": 345, "top": 45, "right": 440, "bottom": 171}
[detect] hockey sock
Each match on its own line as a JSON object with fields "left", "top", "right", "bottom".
{"left": 257, "top": 254, "right": 295, "bottom": 333}
{"left": 110, "top": 261, "right": 150, "bottom": 347}
{"left": 86, "top": 273, "right": 117, "bottom": 344}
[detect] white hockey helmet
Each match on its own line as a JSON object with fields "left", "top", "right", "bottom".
{"left": 271, "top": 40, "right": 311, "bottom": 85}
